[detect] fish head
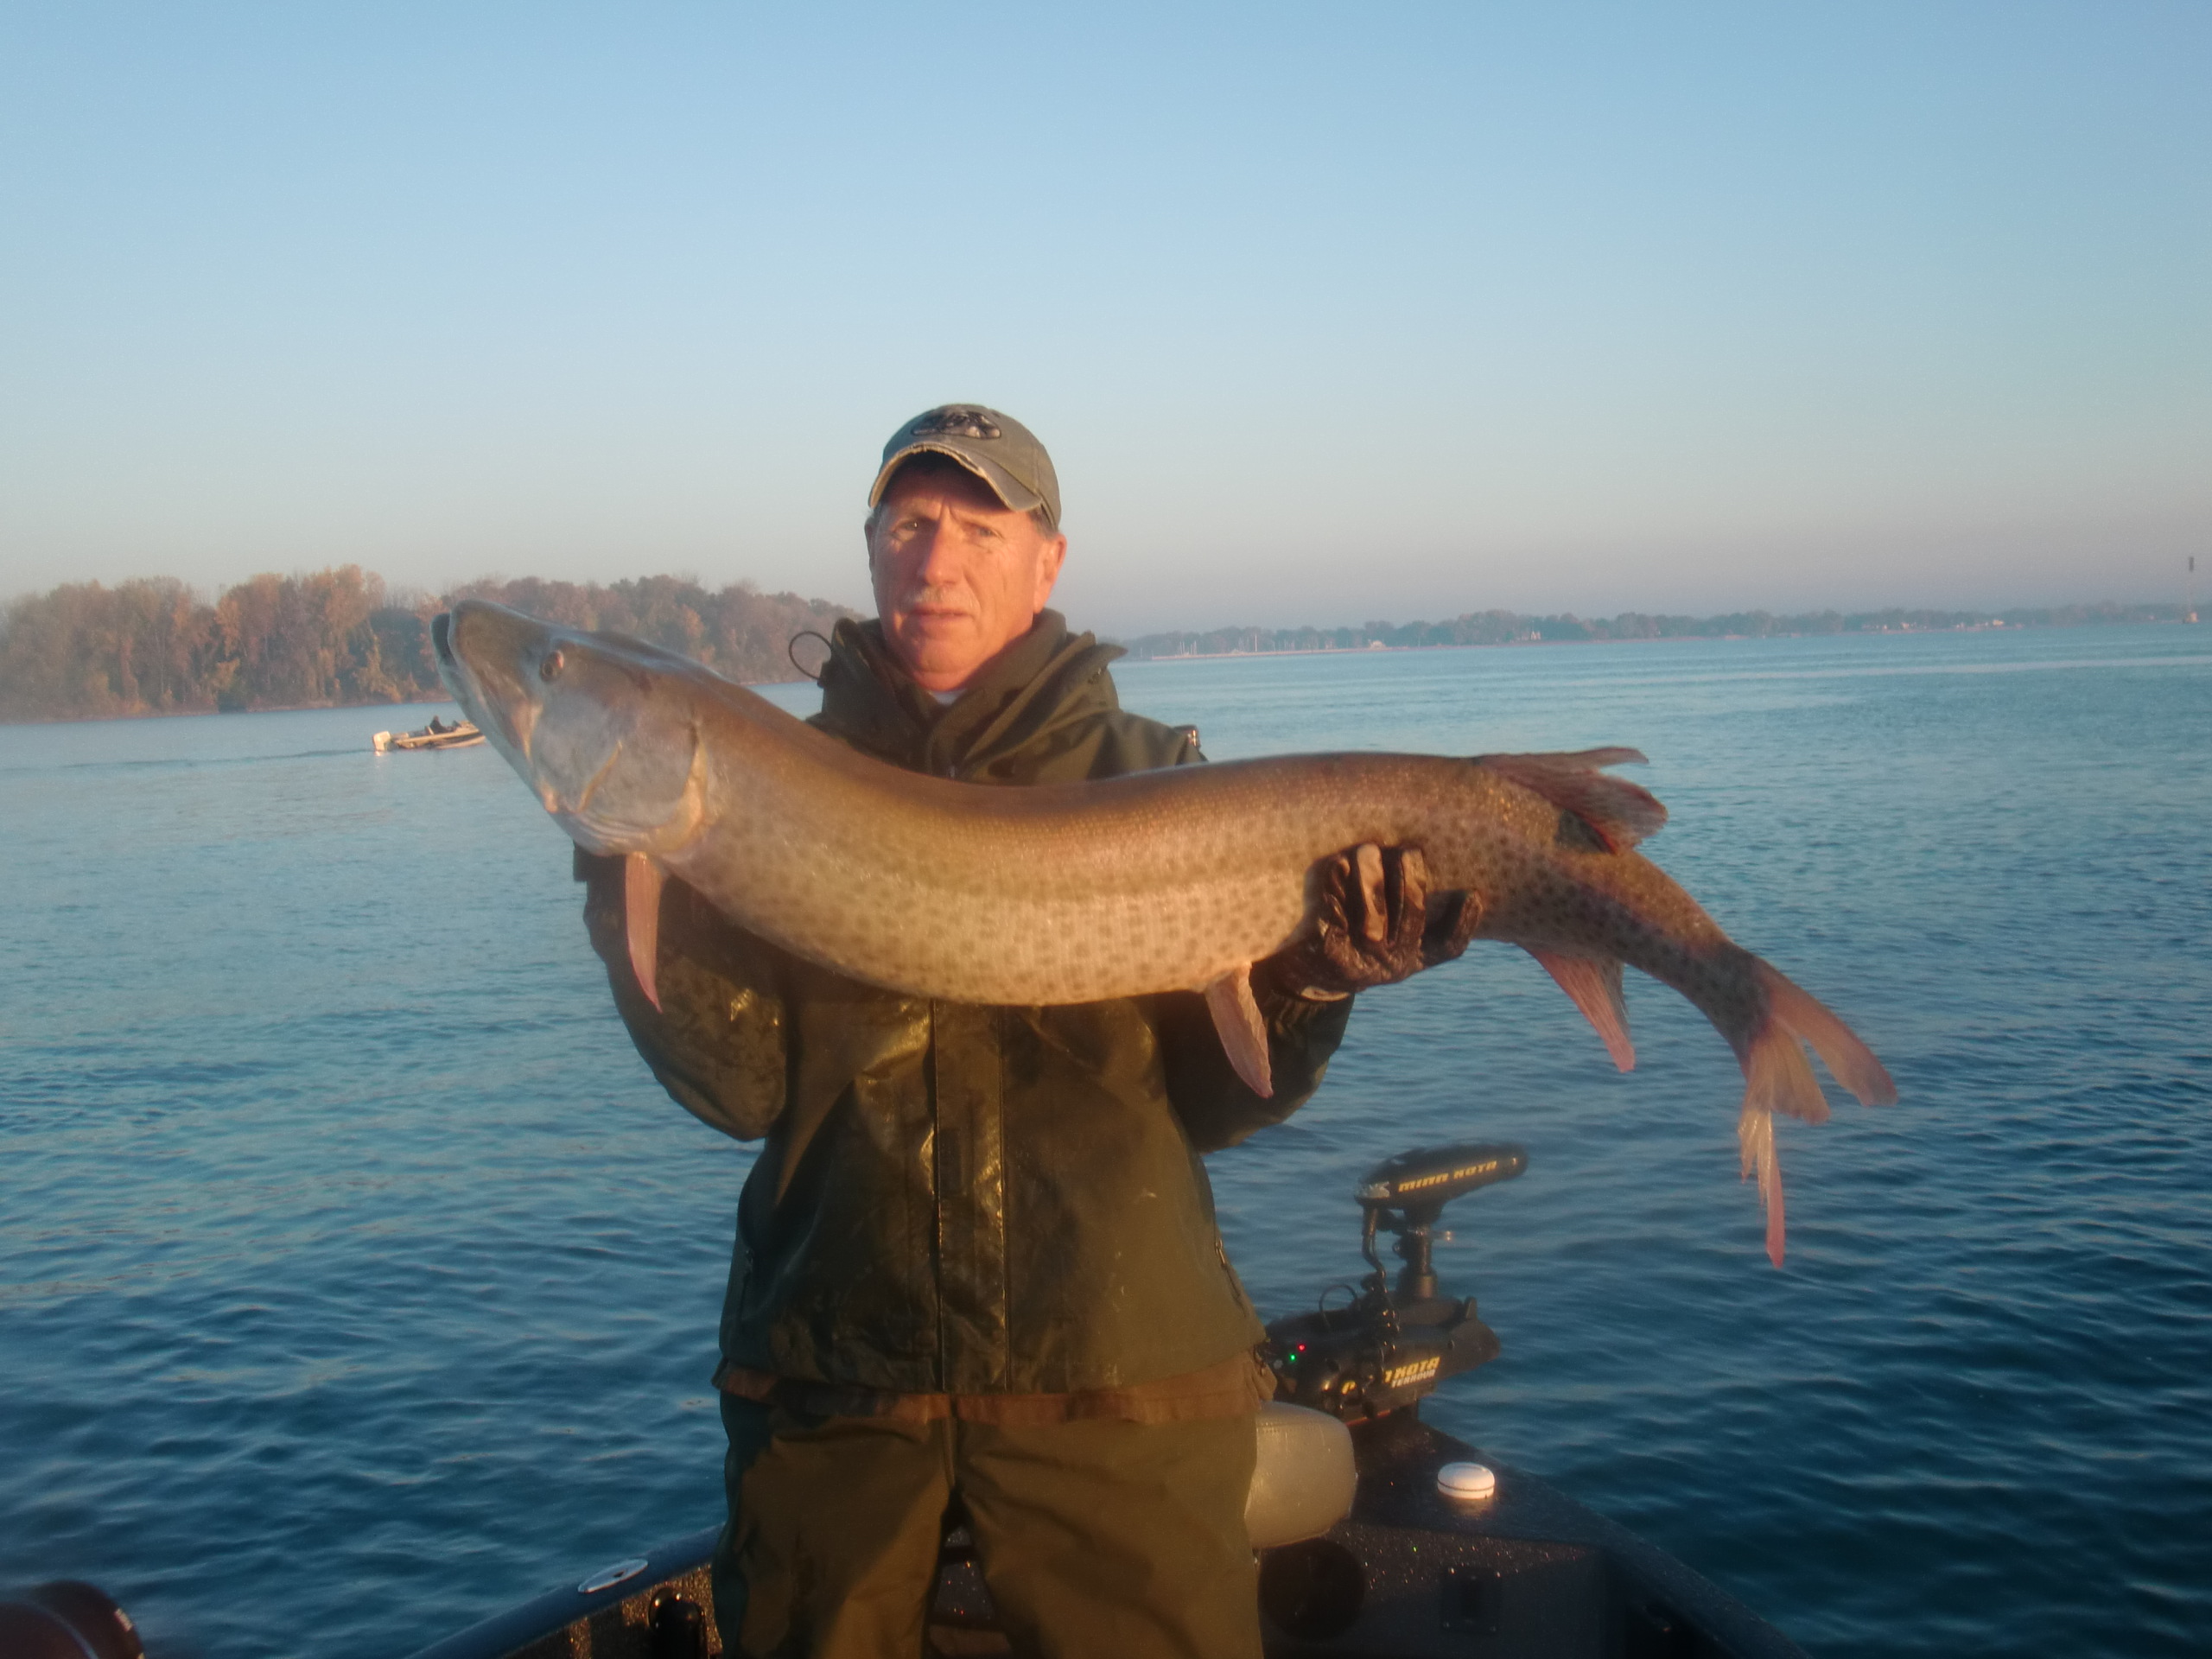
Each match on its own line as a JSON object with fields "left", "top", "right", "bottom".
{"left": 435, "top": 600, "right": 706, "bottom": 856}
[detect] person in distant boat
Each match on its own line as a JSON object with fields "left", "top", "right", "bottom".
{"left": 575, "top": 405, "right": 1473, "bottom": 1658}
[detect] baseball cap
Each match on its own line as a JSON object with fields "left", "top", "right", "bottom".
{"left": 869, "top": 404, "right": 1061, "bottom": 530}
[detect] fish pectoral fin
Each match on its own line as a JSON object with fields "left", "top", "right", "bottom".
{"left": 1204, "top": 967, "right": 1274, "bottom": 1098}
{"left": 1472, "top": 749, "right": 1668, "bottom": 853}
{"left": 1525, "top": 948, "right": 1635, "bottom": 1071}
{"left": 624, "top": 853, "right": 665, "bottom": 1012}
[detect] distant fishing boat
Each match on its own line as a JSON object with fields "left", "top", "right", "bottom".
{"left": 372, "top": 717, "right": 485, "bottom": 753}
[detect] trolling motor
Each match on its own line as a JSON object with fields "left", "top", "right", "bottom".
{"left": 1264, "top": 1141, "right": 1527, "bottom": 1421}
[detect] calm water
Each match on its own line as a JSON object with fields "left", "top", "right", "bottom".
{"left": 4, "top": 626, "right": 2209, "bottom": 1657}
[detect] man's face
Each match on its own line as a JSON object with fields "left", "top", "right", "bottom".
{"left": 867, "top": 461, "right": 1067, "bottom": 693}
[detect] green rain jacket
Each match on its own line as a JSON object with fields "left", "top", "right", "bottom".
{"left": 578, "top": 611, "right": 1351, "bottom": 1399}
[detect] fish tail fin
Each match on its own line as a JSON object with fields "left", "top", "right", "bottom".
{"left": 1730, "top": 957, "right": 1897, "bottom": 1267}
{"left": 1754, "top": 959, "right": 1897, "bottom": 1107}
{"left": 1730, "top": 972, "right": 1825, "bottom": 1269}
{"left": 1735, "top": 1010, "right": 1818, "bottom": 1265}
{"left": 1204, "top": 966, "right": 1274, "bottom": 1098}
{"left": 1737, "top": 1100, "right": 1787, "bottom": 1268}
{"left": 625, "top": 853, "right": 665, "bottom": 1012}
{"left": 1526, "top": 948, "right": 1635, "bottom": 1071}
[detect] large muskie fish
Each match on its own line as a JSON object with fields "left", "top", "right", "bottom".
{"left": 435, "top": 601, "right": 1895, "bottom": 1264}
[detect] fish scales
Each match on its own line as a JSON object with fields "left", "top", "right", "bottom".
{"left": 694, "top": 753, "right": 1453, "bottom": 1004}
{"left": 435, "top": 600, "right": 1897, "bottom": 1265}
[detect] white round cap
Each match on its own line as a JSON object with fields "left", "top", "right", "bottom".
{"left": 1436, "top": 1461, "right": 1497, "bottom": 1502}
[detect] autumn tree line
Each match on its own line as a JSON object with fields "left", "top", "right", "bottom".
{"left": 4, "top": 571, "right": 2190, "bottom": 723}
{"left": 0, "top": 568, "right": 855, "bottom": 723}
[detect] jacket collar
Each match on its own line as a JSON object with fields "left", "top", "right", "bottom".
{"left": 814, "top": 609, "right": 1127, "bottom": 780}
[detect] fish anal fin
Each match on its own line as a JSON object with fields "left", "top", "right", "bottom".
{"left": 624, "top": 853, "right": 665, "bottom": 1012}
{"left": 1526, "top": 947, "right": 1635, "bottom": 1071}
{"left": 1204, "top": 966, "right": 1274, "bottom": 1098}
{"left": 1473, "top": 749, "right": 1668, "bottom": 853}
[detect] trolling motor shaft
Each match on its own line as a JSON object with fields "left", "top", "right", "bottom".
{"left": 1265, "top": 1141, "right": 1528, "bottom": 1421}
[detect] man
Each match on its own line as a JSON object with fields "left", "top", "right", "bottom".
{"left": 578, "top": 406, "right": 1465, "bottom": 1658}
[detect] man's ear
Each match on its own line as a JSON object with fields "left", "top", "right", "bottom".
{"left": 1033, "top": 534, "right": 1069, "bottom": 609}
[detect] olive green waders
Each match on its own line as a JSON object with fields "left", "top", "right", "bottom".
{"left": 713, "top": 1395, "right": 1263, "bottom": 1659}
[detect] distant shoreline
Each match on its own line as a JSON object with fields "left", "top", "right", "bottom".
{"left": 1122, "top": 623, "right": 2187, "bottom": 663}
{"left": 1115, "top": 602, "right": 2197, "bottom": 662}
{"left": 2, "top": 567, "right": 2195, "bottom": 725}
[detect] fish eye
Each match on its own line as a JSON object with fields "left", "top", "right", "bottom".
{"left": 540, "top": 648, "right": 566, "bottom": 682}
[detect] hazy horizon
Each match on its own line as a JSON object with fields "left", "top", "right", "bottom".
{"left": 3, "top": 559, "right": 2193, "bottom": 649}
{"left": 3, "top": 3, "right": 2205, "bottom": 637}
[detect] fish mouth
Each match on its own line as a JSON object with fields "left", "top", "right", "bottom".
{"left": 435, "top": 603, "right": 542, "bottom": 764}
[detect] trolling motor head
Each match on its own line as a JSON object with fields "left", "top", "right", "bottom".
{"left": 1357, "top": 1141, "right": 1529, "bottom": 1303}
{"left": 1266, "top": 1141, "right": 1528, "bottom": 1421}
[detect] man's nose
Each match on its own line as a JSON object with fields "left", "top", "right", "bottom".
{"left": 911, "top": 518, "right": 963, "bottom": 582}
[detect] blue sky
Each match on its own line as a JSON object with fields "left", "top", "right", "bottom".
{"left": 2, "top": 3, "right": 2204, "bottom": 632}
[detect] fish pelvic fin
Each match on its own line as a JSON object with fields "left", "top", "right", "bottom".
{"left": 624, "top": 853, "right": 665, "bottom": 1012}
{"left": 1525, "top": 948, "right": 1635, "bottom": 1071}
{"left": 1204, "top": 966, "right": 1274, "bottom": 1098}
{"left": 1472, "top": 748, "right": 1668, "bottom": 853}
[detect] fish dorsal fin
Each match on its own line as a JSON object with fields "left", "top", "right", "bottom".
{"left": 1474, "top": 748, "right": 1667, "bottom": 853}
{"left": 1524, "top": 948, "right": 1635, "bottom": 1071}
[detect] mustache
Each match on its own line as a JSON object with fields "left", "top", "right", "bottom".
{"left": 895, "top": 586, "right": 976, "bottom": 614}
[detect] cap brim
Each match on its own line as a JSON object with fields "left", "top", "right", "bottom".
{"left": 869, "top": 442, "right": 1049, "bottom": 520}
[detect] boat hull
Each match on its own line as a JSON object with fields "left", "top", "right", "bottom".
{"left": 404, "top": 1413, "right": 1805, "bottom": 1659}
{"left": 372, "top": 722, "right": 486, "bottom": 753}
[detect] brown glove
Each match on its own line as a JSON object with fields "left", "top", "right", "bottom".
{"left": 1259, "top": 844, "right": 1484, "bottom": 1001}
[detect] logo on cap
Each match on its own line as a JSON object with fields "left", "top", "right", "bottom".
{"left": 910, "top": 407, "right": 1003, "bottom": 442}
